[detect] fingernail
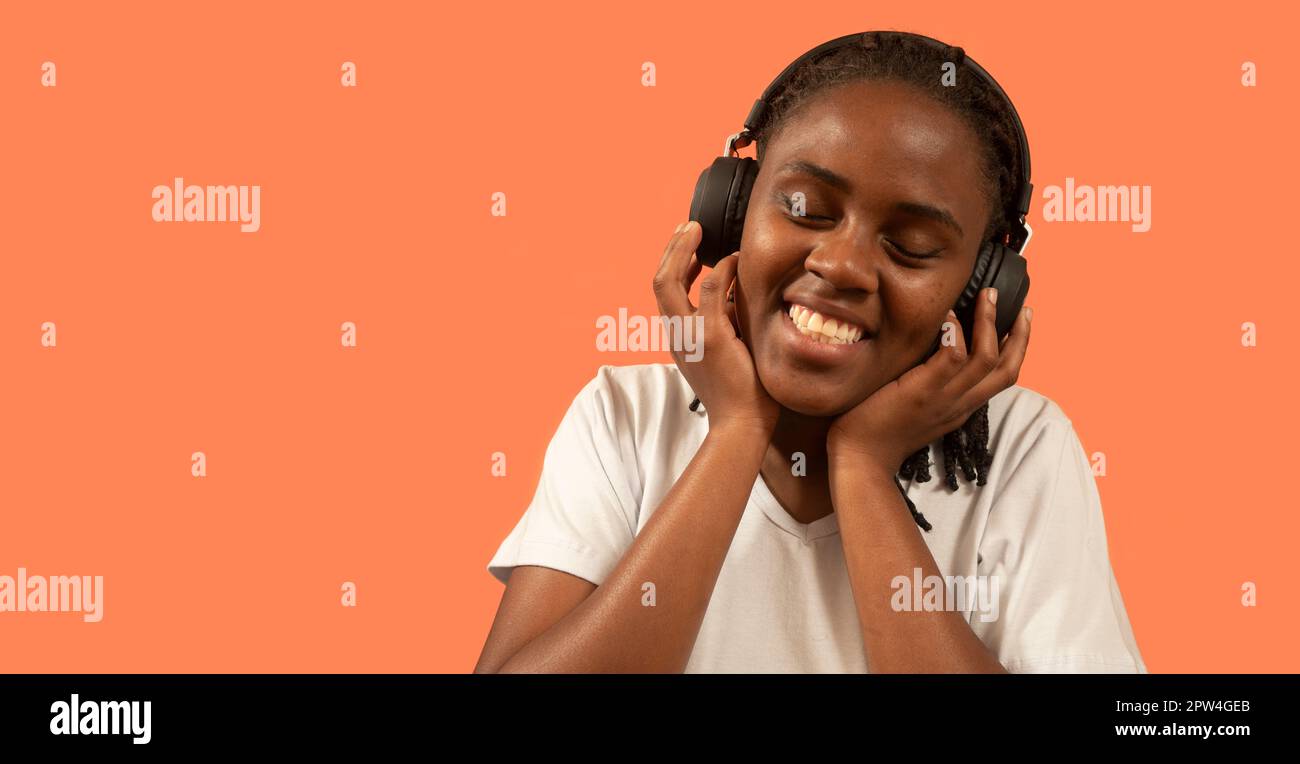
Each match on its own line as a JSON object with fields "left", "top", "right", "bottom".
{"left": 1024, "top": 306, "right": 1033, "bottom": 322}
{"left": 987, "top": 287, "right": 998, "bottom": 305}
{"left": 683, "top": 220, "right": 697, "bottom": 234}
{"left": 947, "top": 308, "right": 957, "bottom": 320}
{"left": 675, "top": 222, "right": 684, "bottom": 233}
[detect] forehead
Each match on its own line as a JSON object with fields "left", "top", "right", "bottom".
{"left": 763, "top": 79, "right": 987, "bottom": 207}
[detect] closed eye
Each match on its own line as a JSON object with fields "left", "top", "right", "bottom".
{"left": 776, "top": 192, "right": 833, "bottom": 224}
{"left": 884, "top": 239, "right": 941, "bottom": 260}
{"left": 778, "top": 192, "right": 942, "bottom": 260}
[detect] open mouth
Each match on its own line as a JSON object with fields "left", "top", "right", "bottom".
{"left": 784, "top": 302, "right": 867, "bottom": 345}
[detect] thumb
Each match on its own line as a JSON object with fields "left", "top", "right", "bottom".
{"left": 726, "top": 294, "right": 742, "bottom": 338}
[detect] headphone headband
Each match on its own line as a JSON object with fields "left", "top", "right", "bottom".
{"left": 739, "top": 31, "right": 1033, "bottom": 250}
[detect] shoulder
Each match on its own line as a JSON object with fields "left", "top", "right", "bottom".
{"left": 986, "top": 383, "right": 1076, "bottom": 447}
{"left": 585, "top": 362, "right": 695, "bottom": 404}
{"left": 976, "top": 385, "right": 1101, "bottom": 509}
{"left": 573, "top": 363, "right": 699, "bottom": 439}
{"left": 973, "top": 384, "right": 1086, "bottom": 482}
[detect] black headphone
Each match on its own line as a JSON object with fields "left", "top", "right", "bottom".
{"left": 688, "top": 30, "right": 1033, "bottom": 358}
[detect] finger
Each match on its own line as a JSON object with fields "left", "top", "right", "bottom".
{"left": 888, "top": 307, "right": 963, "bottom": 398}
{"left": 725, "top": 287, "right": 742, "bottom": 336}
{"left": 955, "top": 303, "right": 1032, "bottom": 413}
{"left": 653, "top": 221, "right": 700, "bottom": 317}
{"left": 943, "top": 287, "right": 1002, "bottom": 396}
{"left": 653, "top": 221, "right": 685, "bottom": 290}
{"left": 685, "top": 253, "right": 703, "bottom": 300}
{"left": 700, "top": 252, "right": 739, "bottom": 322}
{"left": 668, "top": 222, "right": 706, "bottom": 314}
{"left": 656, "top": 221, "right": 688, "bottom": 268}
{"left": 671, "top": 221, "right": 704, "bottom": 290}
{"left": 915, "top": 307, "right": 969, "bottom": 387}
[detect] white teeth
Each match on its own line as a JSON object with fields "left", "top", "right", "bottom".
{"left": 786, "top": 303, "right": 865, "bottom": 345}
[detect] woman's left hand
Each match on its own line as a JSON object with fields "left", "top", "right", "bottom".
{"left": 827, "top": 287, "right": 1032, "bottom": 474}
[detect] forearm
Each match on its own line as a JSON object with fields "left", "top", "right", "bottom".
{"left": 497, "top": 419, "right": 770, "bottom": 673}
{"left": 830, "top": 457, "right": 1007, "bottom": 673}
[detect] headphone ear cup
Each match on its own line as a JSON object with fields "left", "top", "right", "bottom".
{"left": 689, "top": 156, "right": 758, "bottom": 267}
{"left": 977, "top": 244, "right": 1029, "bottom": 340}
{"left": 986, "top": 243, "right": 1029, "bottom": 340}
{"left": 950, "top": 241, "right": 998, "bottom": 350}
{"left": 953, "top": 242, "right": 1031, "bottom": 346}
{"left": 920, "top": 240, "right": 1031, "bottom": 362}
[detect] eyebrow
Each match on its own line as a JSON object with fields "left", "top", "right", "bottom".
{"left": 777, "top": 159, "right": 965, "bottom": 238}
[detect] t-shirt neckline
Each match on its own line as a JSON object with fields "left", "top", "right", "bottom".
{"left": 751, "top": 473, "right": 842, "bottom": 543}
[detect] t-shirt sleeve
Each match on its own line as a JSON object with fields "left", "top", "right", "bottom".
{"left": 970, "top": 420, "right": 1147, "bottom": 674}
{"left": 486, "top": 369, "right": 639, "bottom": 587}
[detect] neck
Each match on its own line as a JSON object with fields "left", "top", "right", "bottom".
{"left": 757, "top": 406, "right": 839, "bottom": 525}
{"left": 767, "top": 406, "right": 833, "bottom": 467}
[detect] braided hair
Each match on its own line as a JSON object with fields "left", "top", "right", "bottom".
{"left": 750, "top": 31, "right": 1025, "bottom": 531}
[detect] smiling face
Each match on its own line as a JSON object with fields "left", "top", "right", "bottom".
{"left": 735, "top": 78, "right": 996, "bottom": 417}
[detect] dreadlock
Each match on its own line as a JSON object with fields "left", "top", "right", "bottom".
{"left": 750, "top": 31, "right": 1024, "bottom": 531}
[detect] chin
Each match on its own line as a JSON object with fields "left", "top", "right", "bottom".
{"left": 755, "top": 366, "right": 857, "bottom": 418}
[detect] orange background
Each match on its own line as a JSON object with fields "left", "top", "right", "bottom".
{"left": 1, "top": 1, "right": 1296, "bottom": 672}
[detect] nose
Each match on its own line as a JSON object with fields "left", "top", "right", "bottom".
{"left": 803, "top": 227, "right": 879, "bottom": 294}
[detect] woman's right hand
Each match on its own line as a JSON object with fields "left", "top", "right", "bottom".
{"left": 652, "top": 221, "right": 779, "bottom": 432}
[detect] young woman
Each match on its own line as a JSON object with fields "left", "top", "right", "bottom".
{"left": 476, "top": 31, "right": 1145, "bottom": 673}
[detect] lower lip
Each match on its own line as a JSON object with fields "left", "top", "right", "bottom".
{"left": 779, "top": 304, "right": 870, "bottom": 361}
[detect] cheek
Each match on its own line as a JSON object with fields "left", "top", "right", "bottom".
{"left": 882, "top": 272, "right": 944, "bottom": 326}
{"left": 879, "top": 274, "right": 964, "bottom": 359}
{"left": 734, "top": 259, "right": 770, "bottom": 339}
{"left": 734, "top": 238, "right": 788, "bottom": 311}
{"left": 738, "top": 208, "right": 785, "bottom": 256}
{"left": 914, "top": 256, "right": 973, "bottom": 308}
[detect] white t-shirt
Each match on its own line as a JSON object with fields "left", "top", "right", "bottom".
{"left": 487, "top": 363, "right": 1146, "bottom": 674}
